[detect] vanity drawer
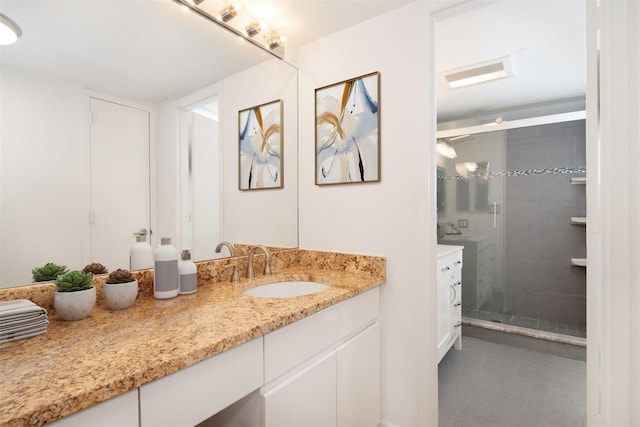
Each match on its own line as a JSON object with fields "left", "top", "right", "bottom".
{"left": 264, "top": 288, "right": 379, "bottom": 383}
{"left": 139, "top": 337, "right": 263, "bottom": 427}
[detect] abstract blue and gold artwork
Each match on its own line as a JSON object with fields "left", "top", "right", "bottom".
{"left": 239, "top": 99, "right": 283, "bottom": 190}
{"left": 315, "top": 72, "right": 380, "bottom": 185}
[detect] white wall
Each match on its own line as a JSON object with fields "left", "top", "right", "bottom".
{"left": 589, "top": 0, "right": 640, "bottom": 424}
{"left": 295, "top": 0, "right": 640, "bottom": 425}
{"left": 156, "top": 58, "right": 298, "bottom": 254}
{"left": 0, "top": 66, "right": 85, "bottom": 286}
{"left": 222, "top": 58, "right": 298, "bottom": 249}
{"left": 294, "top": 3, "right": 442, "bottom": 425}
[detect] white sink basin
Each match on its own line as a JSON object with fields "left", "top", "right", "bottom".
{"left": 243, "top": 281, "right": 329, "bottom": 298}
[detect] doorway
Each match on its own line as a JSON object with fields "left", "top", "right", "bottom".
{"left": 88, "top": 96, "right": 151, "bottom": 270}
{"left": 433, "top": 0, "right": 589, "bottom": 424}
{"left": 179, "top": 96, "right": 222, "bottom": 263}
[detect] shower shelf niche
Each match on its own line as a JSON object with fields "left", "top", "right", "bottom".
{"left": 570, "top": 216, "right": 587, "bottom": 225}
{"left": 570, "top": 177, "right": 586, "bottom": 185}
{"left": 571, "top": 177, "right": 586, "bottom": 267}
{"left": 571, "top": 258, "right": 587, "bottom": 267}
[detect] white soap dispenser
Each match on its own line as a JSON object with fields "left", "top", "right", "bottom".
{"left": 130, "top": 229, "right": 153, "bottom": 271}
{"left": 154, "top": 237, "right": 179, "bottom": 299}
{"left": 178, "top": 248, "right": 197, "bottom": 295}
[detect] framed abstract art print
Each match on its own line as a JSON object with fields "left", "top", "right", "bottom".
{"left": 315, "top": 72, "right": 380, "bottom": 185}
{"left": 238, "top": 100, "right": 283, "bottom": 190}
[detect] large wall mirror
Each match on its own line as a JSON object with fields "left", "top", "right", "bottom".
{"left": 0, "top": 0, "right": 298, "bottom": 288}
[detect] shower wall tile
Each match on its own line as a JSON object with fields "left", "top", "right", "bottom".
{"left": 504, "top": 120, "right": 586, "bottom": 329}
{"left": 540, "top": 121, "right": 586, "bottom": 167}
{"left": 538, "top": 292, "right": 586, "bottom": 326}
{"left": 505, "top": 175, "right": 539, "bottom": 204}
{"left": 539, "top": 174, "right": 583, "bottom": 205}
{"left": 504, "top": 286, "right": 539, "bottom": 319}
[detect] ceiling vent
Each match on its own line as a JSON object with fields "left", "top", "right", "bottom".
{"left": 439, "top": 56, "right": 514, "bottom": 89}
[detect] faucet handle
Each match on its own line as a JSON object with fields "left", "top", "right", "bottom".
{"left": 224, "top": 262, "right": 240, "bottom": 283}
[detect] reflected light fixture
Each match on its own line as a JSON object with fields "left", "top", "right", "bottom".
{"left": 440, "top": 56, "right": 514, "bottom": 89}
{"left": 268, "top": 37, "right": 281, "bottom": 50}
{"left": 0, "top": 13, "right": 22, "bottom": 46}
{"left": 436, "top": 141, "right": 457, "bottom": 159}
{"left": 245, "top": 22, "right": 261, "bottom": 38}
{"left": 268, "top": 34, "right": 286, "bottom": 50}
{"left": 220, "top": 5, "right": 238, "bottom": 22}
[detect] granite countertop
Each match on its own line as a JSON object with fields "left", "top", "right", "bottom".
{"left": 0, "top": 249, "right": 385, "bottom": 427}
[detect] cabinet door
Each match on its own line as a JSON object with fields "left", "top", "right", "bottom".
{"left": 263, "top": 351, "right": 337, "bottom": 427}
{"left": 337, "top": 322, "right": 380, "bottom": 427}
{"left": 48, "top": 389, "right": 138, "bottom": 427}
{"left": 437, "top": 258, "right": 454, "bottom": 361}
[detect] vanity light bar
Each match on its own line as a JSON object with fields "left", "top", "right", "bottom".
{"left": 171, "top": 0, "right": 285, "bottom": 59}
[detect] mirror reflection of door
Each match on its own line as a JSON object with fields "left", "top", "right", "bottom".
{"left": 89, "top": 97, "right": 150, "bottom": 270}
{"left": 180, "top": 98, "right": 222, "bottom": 262}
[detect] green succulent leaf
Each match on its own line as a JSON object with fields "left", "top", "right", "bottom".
{"left": 54, "top": 270, "right": 94, "bottom": 292}
{"left": 32, "top": 263, "right": 69, "bottom": 282}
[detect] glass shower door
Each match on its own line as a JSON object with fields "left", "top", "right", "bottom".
{"left": 437, "top": 130, "right": 507, "bottom": 322}
{"left": 437, "top": 119, "right": 587, "bottom": 338}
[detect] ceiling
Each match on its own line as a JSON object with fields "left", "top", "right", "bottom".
{"left": 0, "top": 0, "right": 413, "bottom": 104}
{"left": 434, "top": 1, "right": 586, "bottom": 123}
{"left": 0, "top": 0, "right": 274, "bottom": 104}
{"left": 0, "top": 0, "right": 585, "bottom": 116}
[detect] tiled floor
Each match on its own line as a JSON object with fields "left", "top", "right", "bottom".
{"left": 463, "top": 309, "right": 587, "bottom": 338}
{"left": 438, "top": 335, "right": 586, "bottom": 427}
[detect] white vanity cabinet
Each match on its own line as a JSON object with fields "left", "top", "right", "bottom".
{"left": 437, "top": 245, "right": 463, "bottom": 363}
{"left": 263, "top": 350, "right": 338, "bottom": 427}
{"left": 48, "top": 389, "right": 139, "bottom": 427}
{"left": 262, "top": 288, "right": 381, "bottom": 427}
{"left": 47, "top": 288, "right": 381, "bottom": 427}
{"left": 139, "top": 337, "right": 263, "bottom": 427}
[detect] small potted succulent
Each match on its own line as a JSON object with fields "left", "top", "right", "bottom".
{"left": 82, "top": 263, "right": 108, "bottom": 275}
{"left": 103, "top": 268, "right": 138, "bottom": 310}
{"left": 54, "top": 271, "right": 96, "bottom": 321}
{"left": 32, "top": 262, "right": 69, "bottom": 283}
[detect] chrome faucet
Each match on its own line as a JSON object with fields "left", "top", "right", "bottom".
{"left": 215, "top": 241, "right": 235, "bottom": 257}
{"left": 246, "top": 245, "right": 272, "bottom": 279}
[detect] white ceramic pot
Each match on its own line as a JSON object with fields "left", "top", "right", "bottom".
{"left": 54, "top": 287, "right": 96, "bottom": 321}
{"left": 103, "top": 280, "right": 138, "bottom": 310}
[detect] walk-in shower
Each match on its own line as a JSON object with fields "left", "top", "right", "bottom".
{"left": 437, "top": 112, "right": 586, "bottom": 342}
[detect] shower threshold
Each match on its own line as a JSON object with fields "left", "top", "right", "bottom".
{"left": 462, "top": 314, "right": 586, "bottom": 347}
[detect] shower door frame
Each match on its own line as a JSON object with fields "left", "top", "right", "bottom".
{"left": 437, "top": 110, "right": 587, "bottom": 334}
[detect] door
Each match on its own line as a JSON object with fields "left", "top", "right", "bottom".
{"left": 263, "top": 351, "right": 337, "bottom": 427}
{"left": 89, "top": 97, "right": 150, "bottom": 270}
{"left": 336, "top": 322, "right": 381, "bottom": 427}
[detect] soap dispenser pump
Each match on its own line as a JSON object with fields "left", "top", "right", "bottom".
{"left": 178, "top": 248, "right": 197, "bottom": 295}
{"left": 130, "top": 229, "right": 153, "bottom": 271}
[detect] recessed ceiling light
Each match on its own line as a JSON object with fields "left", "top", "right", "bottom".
{"left": 439, "top": 56, "right": 514, "bottom": 89}
{"left": 0, "top": 13, "right": 22, "bottom": 46}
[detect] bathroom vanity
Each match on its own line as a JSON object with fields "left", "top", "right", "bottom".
{"left": 437, "top": 245, "right": 463, "bottom": 363}
{"left": 0, "top": 249, "right": 385, "bottom": 427}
